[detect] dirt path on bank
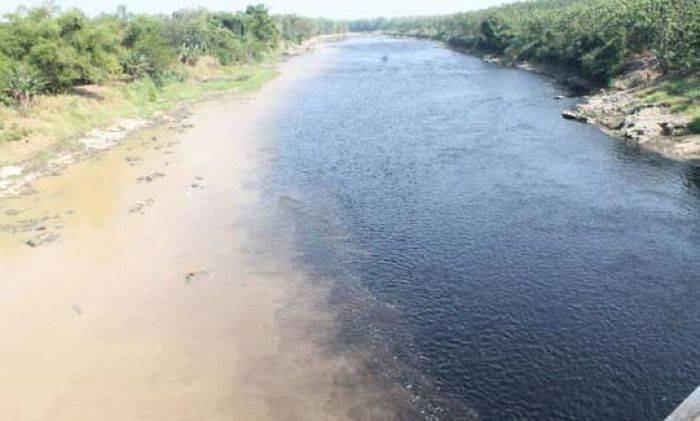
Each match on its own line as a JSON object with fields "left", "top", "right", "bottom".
{"left": 0, "top": 47, "right": 397, "bottom": 421}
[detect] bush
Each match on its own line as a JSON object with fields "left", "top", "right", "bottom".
{"left": 122, "top": 16, "right": 177, "bottom": 84}
{"left": 0, "top": 7, "right": 121, "bottom": 91}
{"left": 0, "top": 62, "right": 45, "bottom": 109}
{"left": 0, "top": 4, "right": 341, "bottom": 99}
{"left": 689, "top": 117, "right": 700, "bottom": 135}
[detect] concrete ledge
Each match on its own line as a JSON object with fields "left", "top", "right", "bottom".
{"left": 666, "top": 386, "right": 700, "bottom": 421}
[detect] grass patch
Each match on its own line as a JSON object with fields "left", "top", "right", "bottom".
{"left": 0, "top": 60, "right": 279, "bottom": 167}
{"left": 639, "top": 74, "right": 700, "bottom": 121}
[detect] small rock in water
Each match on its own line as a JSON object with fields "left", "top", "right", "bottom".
{"left": 128, "top": 198, "right": 154, "bottom": 214}
{"left": 137, "top": 172, "right": 165, "bottom": 183}
{"left": 553, "top": 95, "right": 565, "bottom": 100}
{"left": 125, "top": 156, "right": 142, "bottom": 166}
{"left": 185, "top": 268, "right": 209, "bottom": 284}
{"left": 658, "top": 120, "right": 689, "bottom": 137}
{"left": 600, "top": 116, "right": 625, "bottom": 130}
{"left": 72, "top": 303, "right": 83, "bottom": 315}
{"left": 562, "top": 110, "right": 588, "bottom": 123}
{"left": 24, "top": 232, "right": 59, "bottom": 248}
{"left": 129, "top": 204, "right": 144, "bottom": 214}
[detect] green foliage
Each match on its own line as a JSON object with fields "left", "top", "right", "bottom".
{"left": 351, "top": 0, "right": 699, "bottom": 84}
{"left": 0, "top": 6, "right": 120, "bottom": 92}
{"left": 689, "top": 117, "right": 700, "bottom": 134}
{"left": 122, "top": 16, "right": 177, "bottom": 84}
{"left": 0, "top": 4, "right": 339, "bottom": 105}
{"left": 275, "top": 15, "right": 346, "bottom": 45}
{"left": 245, "top": 5, "right": 279, "bottom": 48}
{"left": 0, "top": 62, "right": 45, "bottom": 109}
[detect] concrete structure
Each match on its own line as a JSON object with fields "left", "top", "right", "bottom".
{"left": 666, "top": 386, "right": 700, "bottom": 421}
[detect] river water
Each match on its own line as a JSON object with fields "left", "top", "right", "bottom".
{"left": 262, "top": 37, "right": 700, "bottom": 420}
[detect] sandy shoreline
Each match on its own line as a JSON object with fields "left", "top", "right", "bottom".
{"left": 0, "top": 43, "right": 399, "bottom": 420}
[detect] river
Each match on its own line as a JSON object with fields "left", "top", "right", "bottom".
{"left": 260, "top": 37, "right": 700, "bottom": 420}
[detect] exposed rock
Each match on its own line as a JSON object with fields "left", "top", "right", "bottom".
{"left": 128, "top": 198, "right": 155, "bottom": 214}
{"left": 25, "top": 231, "right": 60, "bottom": 248}
{"left": 659, "top": 120, "right": 689, "bottom": 137}
{"left": 137, "top": 173, "right": 165, "bottom": 183}
{"left": 185, "top": 268, "right": 209, "bottom": 284}
{"left": 599, "top": 116, "right": 625, "bottom": 130}
{"left": 563, "top": 74, "right": 699, "bottom": 160}
{"left": 78, "top": 118, "right": 149, "bottom": 150}
{"left": 0, "top": 166, "right": 23, "bottom": 178}
{"left": 125, "top": 156, "right": 142, "bottom": 166}
{"left": 562, "top": 110, "right": 588, "bottom": 123}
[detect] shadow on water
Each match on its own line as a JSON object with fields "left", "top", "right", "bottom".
{"left": 684, "top": 164, "right": 700, "bottom": 192}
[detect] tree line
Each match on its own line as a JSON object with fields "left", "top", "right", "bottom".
{"left": 0, "top": 4, "right": 347, "bottom": 106}
{"left": 350, "top": 0, "right": 699, "bottom": 83}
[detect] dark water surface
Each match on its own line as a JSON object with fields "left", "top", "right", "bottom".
{"left": 262, "top": 37, "right": 700, "bottom": 420}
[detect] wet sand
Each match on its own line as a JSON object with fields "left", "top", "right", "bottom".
{"left": 0, "top": 47, "right": 396, "bottom": 420}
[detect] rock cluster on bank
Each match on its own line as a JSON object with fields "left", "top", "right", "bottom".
{"left": 563, "top": 88, "right": 699, "bottom": 161}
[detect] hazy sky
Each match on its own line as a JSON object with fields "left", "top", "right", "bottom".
{"left": 0, "top": 0, "right": 511, "bottom": 19}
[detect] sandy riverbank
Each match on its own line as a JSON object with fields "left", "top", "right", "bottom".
{"left": 0, "top": 43, "right": 401, "bottom": 420}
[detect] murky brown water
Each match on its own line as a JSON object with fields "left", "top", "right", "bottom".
{"left": 0, "top": 46, "right": 405, "bottom": 420}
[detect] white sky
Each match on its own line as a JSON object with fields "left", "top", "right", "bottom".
{"left": 1, "top": 0, "right": 511, "bottom": 19}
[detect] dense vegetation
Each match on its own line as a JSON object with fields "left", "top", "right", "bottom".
{"left": 0, "top": 4, "right": 346, "bottom": 106}
{"left": 350, "top": 0, "right": 699, "bottom": 84}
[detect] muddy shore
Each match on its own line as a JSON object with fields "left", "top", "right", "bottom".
{"left": 0, "top": 42, "right": 406, "bottom": 420}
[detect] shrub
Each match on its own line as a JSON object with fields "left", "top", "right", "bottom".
{"left": 0, "top": 62, "right": 45, "bottom": 109}
{"left": 0, "top": 4, "right": 340, "bottom": 98}
{"left": 689, "top": 117, "right": 700, "bottom": 135}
